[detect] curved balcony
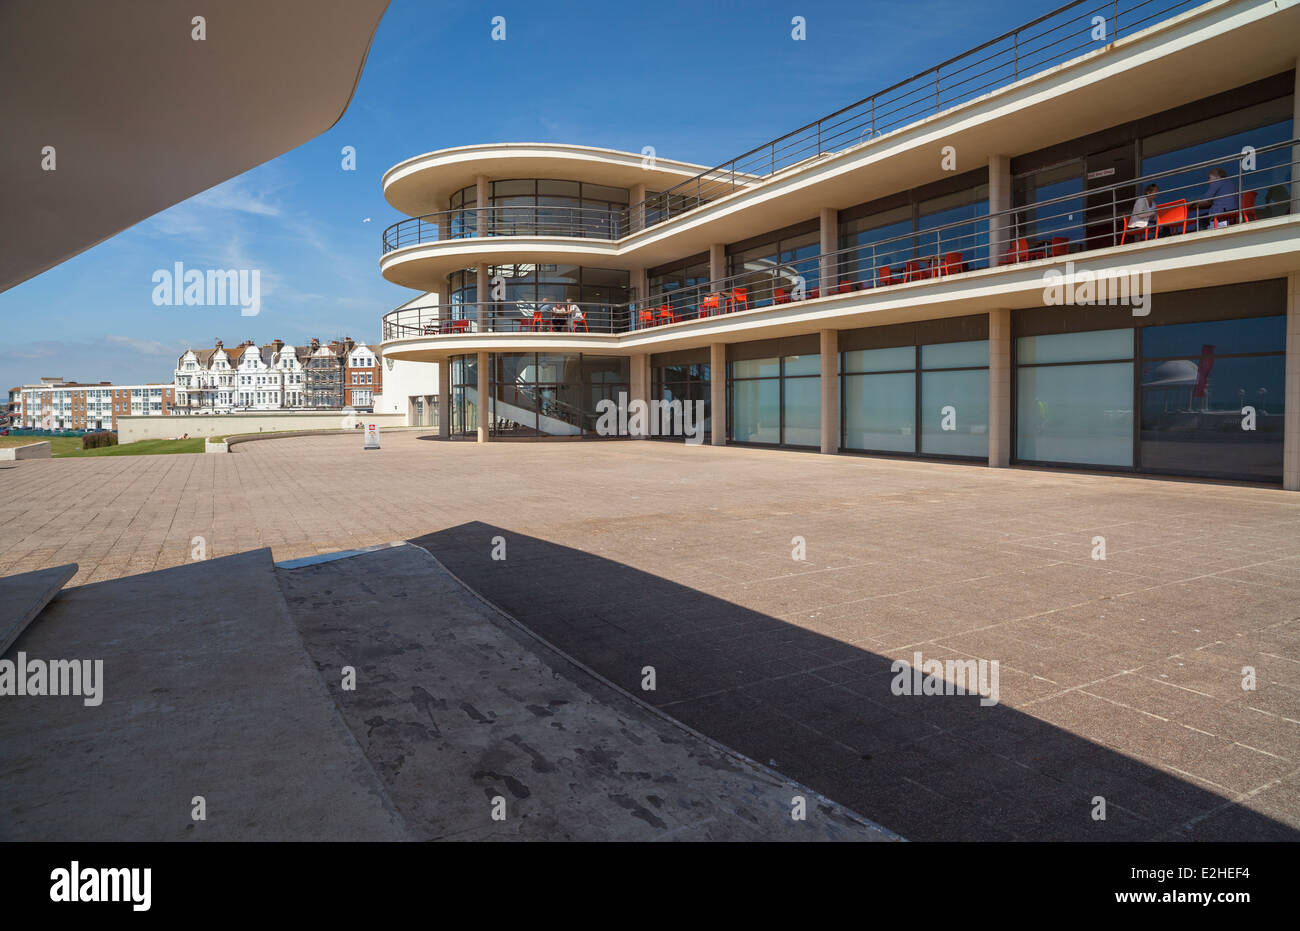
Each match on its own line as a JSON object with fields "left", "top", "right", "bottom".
{"left": 383, "top": 301, "right": 629, "bottom": 341}
{"left": 382, "top": 205, "right": 626, "bottom": 254}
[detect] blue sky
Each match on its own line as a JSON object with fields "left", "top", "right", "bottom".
{"left": 0, "top": 0, "right": 1043, "bottom": 389}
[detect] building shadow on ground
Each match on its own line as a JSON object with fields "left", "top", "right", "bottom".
{"left": 411, "top": 521, "right": 1299, "bottom": 842}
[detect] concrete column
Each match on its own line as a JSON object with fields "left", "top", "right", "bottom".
{"left": 629, "top": 353, "right": 650, "bottom": 438}
{"left": 988, "top": 309, "right": 1012, "bottom": 467}
{"left": 476, "top": 175, "right": 491, "bottom": 334}
{"left": 475, "top": 175, "right": 489, "bottom": 235}
{"left": 437, "top": 361, "right": 450, "bottom": 438}
{"left": 476, "top": 266, "right": 489, "bottom": 332}
{"left": 709, "top": 243, "right": 726, "bottom": 282}
{"left": 476, "top": 350, "right": 490, "bottom": 443}
{"left": 818, "top": 208, "right": 838, "bottom": 292}
{"left": 629, "top": 182, "right": 646, "bottom": 234}
{"left": 988, "top": 155, "right": 1011, "bottom": 266}
{"left": 1284, "top": 273, "right": 1299, "bottom": 490}
{"left": 710, "top": 342, "right": 726, "bottom": 446}
{"left": 820, "top": 329, "right": 839, "bottom": 454}
{"left": 1292, "top": 64, "right": 1300, "bottom": 217}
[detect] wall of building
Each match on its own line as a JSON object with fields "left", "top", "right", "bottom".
{"left": 117, "top": 410, "right": 407, "bottom": 443}
{"left": 372, "top": 356, "right": 438, "bottom": 422}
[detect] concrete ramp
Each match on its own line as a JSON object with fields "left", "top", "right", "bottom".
{"left": 278, "top": 543, "right": 898, "bottom": 841}
{"left": 0, "top": 549, "right": 406, "bottom": 841}
{"left": 0, "top": 563, "right": 76, "bottom": 657}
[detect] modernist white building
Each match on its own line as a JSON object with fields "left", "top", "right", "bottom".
{"left": 378, "top": 0, "right": 1300, "bottom": 488}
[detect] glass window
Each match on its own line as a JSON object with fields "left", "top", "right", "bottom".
{"left": 1017, "top": 329, "right": 1133, "bottom": 364}
{"left": 843, "top": 346, "right": 915, "bottom": 372}
{"left": 922, "top": 339, "right": 988, "bottom": 369}
{"left": 733, "top": 357, "right": 780, "bottom": 379}
{"left": 921, "top": 369, "right": 988, "bottom": 456}
{"left": 783, "top": 354, "right": 820, "bottom": 377}
{"left": 1140, "top": 316, "right": 1285, "bottom": 358}
{"left": 1017, "top": 363, "right": 1134, "bottom": 465}
{"left": 731, "top": 378, "right": 780, "bottom": 445}
{"left": 917, "top": 185, "right": 989, "bottom": 269}
{"left": 844, "top": 372, "right": 915, "bottom": 452}
{"left": 782, "top": 376, "right": 821, "bottom": 447}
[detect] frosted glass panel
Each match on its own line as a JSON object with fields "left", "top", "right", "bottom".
{"left": 921, "top": 339, "right": 987, "bottom": 369}
{"left": 782, "top": 377, "right": 821, "bottom": 446}
{"left": 731, "top": 378, "right": 780, "bottom": 444}
{"left": 1017, "top": 329, "right": 1133, "bottom": 364}
{"left": 844, "top": 372, "right": 915, "bottom": 452}
{"left": 843, "top": 346, "right": 915, "bottom": 373}
{"left": 921, "top": 369, "right": 988, "bottom": 455}
{"left": 1017, "top": 363, "right": 1133, "bottom": 465}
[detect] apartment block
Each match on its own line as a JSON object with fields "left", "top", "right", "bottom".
{"left": 16, "top": 376, "right": 175, "bottom": 431}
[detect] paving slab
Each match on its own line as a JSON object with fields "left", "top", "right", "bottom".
{"left": 0, "top": 549, "right": 406, "bottom": 841}
{"left": 276, "top": 542, "right": 897, "bottom": 841}
{"left": 0, "top": 562, "right": 76, "bottom": 657}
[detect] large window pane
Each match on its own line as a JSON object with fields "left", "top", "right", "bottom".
{"left": 1140, "top": 315, "right": 1284, "bottom": 358}
{"left": 921, "top": 369, "right": 988, "bottom": 456}
{"left": 782, "top": 377, "right": 820, "bottom": 446}
{"left": 783, "top": 354, "right": 820, "bottom": 377}
{"left": 732, "top": 379, "right": 781, "bottom": 444}
{"left": 844, "top": 345, "right": 915, "bottom": 373}
{"left": 844, "top": 372, "right": 915, "bottom": 452}
{"left": 1139, "top": 354, "right": 1284, "bottom": 480}
{"left": 1018, "top": 329, "right": 1133, "bottom": 364}
{"left": 922, "top": 339, "right": 988, "bottom": 369}
{"left": 1017, "top": 363, "right": 1134, "bottom": 465}
{"left": 733, "top": 357, "right": 779, "bottom": 379}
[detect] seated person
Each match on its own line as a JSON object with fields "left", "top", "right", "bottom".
{"left": 1191, "top": 167, "right": 1239, "bottom": 228}
{"left": 553, "top": 299, "right": 582, "bottom": 331}
{"left": 1129, "top": 183, "right": 1159, "bottom": 230}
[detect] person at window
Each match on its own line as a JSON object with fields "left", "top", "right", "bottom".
{"left": 1191, "top": 167, "right": 1239, "bottom": 229}
{"left": 1129, "top": 183, "right": 1159, "bottom": 230}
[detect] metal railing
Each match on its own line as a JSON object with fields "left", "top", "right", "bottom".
{"left": 621, "top": 0, "right": 1203, "bottom": 230}
{"left": 383, "top": 205, "right": 628, "bottom": 253}
{"left": 382, "top": 301, "right": 629, "bottom": 340}
{"left": 382, "top": 140, "right": 1297, "bottom": 338}
{"left": 630, "top": 139, "right": 1297, "bottom": 325}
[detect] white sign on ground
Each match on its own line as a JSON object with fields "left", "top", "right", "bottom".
{"left": 364, "top": 423, "right": 379, "bottom": 450}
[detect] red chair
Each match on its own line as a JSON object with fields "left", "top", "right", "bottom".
{"left": 903, "top": 260, "right": 927, "bottom": 282}
{"left": 773, "top": 287, "right": 790, "bottom": 304}
{"left": 699, "top": 294, "right": 721, "bottom": 317}
{"left": 657, "top": 306, "right": 677, "bottom": 325}
{"left": 730, "top": 288, "right": 749, "bottom": 312}
{"left": 1153, "top": 199, "right": 1188, "bottom": 237}
{"left": 834, "top": 280, "right": 852, "bottom": 294}
{"left": 449, "top": 319, "right": 471, "bottom": 334}
{"left": 936, "top": 252, "right": 964, "bottom": 276}
{"left": 877, "top": 265, "right": 897, "bottom": 286}
{"left": 523, "top": 310, "right": 547, "bottom": 332}
{"left": 1239, "top": 190, "right": 1258, "bottom": 224}
{"left": 808, "top": 287, "right": 820, "bottom": 299}
{"left": 638, "top": 309, "right": 655, "bottom": 329}
{"left": 1120, "top": 215, "right": 1153, "bottom": 245}
{"left": 574, "top": 311, "right": 590, "bottom": 332}
{"left": 1002, "top": 238, "right": 1032, "bottom": 264}
{"left": 1049, "top": 237, "right": 1069, "bottom": 257}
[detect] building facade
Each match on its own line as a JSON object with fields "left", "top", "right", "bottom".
{"left": 344, "top": 342, "right": 382, "bottom": 410}
{"left": 378, "top": 0, "right": 1300, "bottom": 488}
{"left": 16, "top": 376, "right": 175, "bottom": 431}
{"left": 175, "top": 339, "right": 329, "bottom": 413}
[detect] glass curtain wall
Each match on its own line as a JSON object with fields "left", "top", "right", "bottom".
{"left": 1016, "top": 329, "right": 1135, "bottom": 466}
{"left": 489, "top": 352, "right": 629, "bottom": 437}
{"left": 448, "top": 266, "right": 630, "bottom": 331}
{"left": 728, "top": 228, "right": 820, "bottom": 307}
{"left": 841, "top": 338, "right": 989, "bottom": 457}
{"left": 449, "top": 180, "right": 631, "bottom": 238}
{"left": 1138, "top": 315, "right": 1285, "bottom": 480}
{"left": 652, "top": 361, "right": 711, "bottom": 439}
{"left": 728, "top": 354, "right": 820, "bottom": 447}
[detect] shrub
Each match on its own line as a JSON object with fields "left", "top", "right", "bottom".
{"left": 81, "top": 431, "right": 119, "bottom": 450}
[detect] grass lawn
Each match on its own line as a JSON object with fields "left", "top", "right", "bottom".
{"left": 0, "top": 436, "right": 84, "bottom": 455}
{"left": 56, "top": 438, "right": 207, "bottom": 458}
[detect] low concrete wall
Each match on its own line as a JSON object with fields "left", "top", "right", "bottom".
{"left": 204, "top": 439, "right": 228, "bottom": 454}
{"left": 117, "top": 412, "right": 407, "bottom": 444}
{"left": 0, "top": 441, "right": 51, "bottom": 461}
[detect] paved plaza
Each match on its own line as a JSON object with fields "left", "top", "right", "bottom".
{"left": 1, "top": 433, "right": 1298, "bottom": 840}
